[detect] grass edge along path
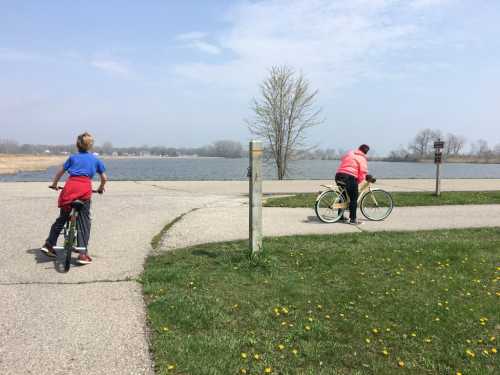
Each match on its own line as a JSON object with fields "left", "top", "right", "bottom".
{"left": 142, "top": 228, "right": 499, "bottom": 374}
{"left": 264, "top": 190, "right": 500, "bottom": 208}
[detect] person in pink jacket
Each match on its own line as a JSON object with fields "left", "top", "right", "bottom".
{"left": 335, "top": 144, "right": 370, "bottom": 224}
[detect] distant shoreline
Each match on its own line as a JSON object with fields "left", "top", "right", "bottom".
{"left": 0, "top": 154, "right": 66, "bottom": 175}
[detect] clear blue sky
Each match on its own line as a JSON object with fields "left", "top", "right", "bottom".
{"left": 1, "top": 0, "right": 499, "bottom": 155}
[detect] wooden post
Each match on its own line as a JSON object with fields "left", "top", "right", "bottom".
{"left": 249, "top": 140, "right": 263, "bottom": 256}
{"left": 435, "top": 162, "right": 441, "bottom": 196}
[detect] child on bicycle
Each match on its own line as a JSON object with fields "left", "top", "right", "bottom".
{"left": 40, "top": 132, "right": 107, "bottom": 265}
{"left": 335, "top": 144, "right": 370, "bottom": 225}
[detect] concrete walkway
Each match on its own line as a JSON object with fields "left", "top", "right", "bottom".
{"left": 161, "top": 202, "right": 500, "bottom": 250}
{"left": 0, "top": 179, "right": 498, "bottom": 374}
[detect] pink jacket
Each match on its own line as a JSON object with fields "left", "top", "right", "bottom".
{"left": 336, "top": 150, "right": 368, "bottom": 183}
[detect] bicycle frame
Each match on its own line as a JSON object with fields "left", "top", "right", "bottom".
{"left": 318, "top": 181, "right": 376, "bottom": 209}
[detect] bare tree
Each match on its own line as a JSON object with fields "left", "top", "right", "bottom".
{"left": 444, "top": 133, "right": 466, "bottom": 156}
{"left": 212, "top": 140, "right": 243, "bottom": 158}
{"left": 101, "top": 141, "right": 114, "bottom": 155}
{"left": 0, "top": 139, "right": 19, "bottom": 154}
{"left": 247, "top": 65, "right": 322, "bottom": 179}
{"left": 408, "top": 128, "right": 442, "bottom": 158}
{"left": 471, "top": 139, "right": 491, "bottom": 158}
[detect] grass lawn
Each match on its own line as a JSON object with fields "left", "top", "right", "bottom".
{"left": 142, "top": 228, "right": 499, "bottom": 374}
{"left": 263, "top": 191, "right": 500, "bottom": 208}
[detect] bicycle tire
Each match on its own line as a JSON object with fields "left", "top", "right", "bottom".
{"left": 360, "top": 189, "right": 394, "bottom": 221}
{"left": 64, "top": 215, "right": 77, "bottom": 272}
{"left": 315, "top": 189, "right": 346, "bottom": 223}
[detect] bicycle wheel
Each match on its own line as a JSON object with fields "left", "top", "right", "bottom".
{"left": 315, "top": 190, "right": 346, "bottom": 223}
{"left": 64, "top": 216, "right": 76, "bottom": 272}
{"left": 360, "top": 189, "right": 394, "bottom": 221}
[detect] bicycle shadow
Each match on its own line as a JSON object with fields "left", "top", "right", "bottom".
{"left": 303, "top": 215, "right": 322, "bottom": 224}
{"left": 26, "top": 248, "right": 81, "bottom": 273}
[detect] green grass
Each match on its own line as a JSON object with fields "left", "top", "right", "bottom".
{"left": 264, "top": 190, "right": 500, "bottom": 208}
{"left": 142, "top": 228, "right": 500, "bottom": 374}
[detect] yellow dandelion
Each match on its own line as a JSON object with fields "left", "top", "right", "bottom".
{"left": 365, "top": 338, "right": 371, "bottom": 344}
{"left": 411, "top": 332, "right": 417, "bottom": 337}
{"left": 372, "top": 328, "right": 379, "bottom": 334}
{"left": 254, "top": 353, "right": 261, "bottom": 360}
{"left": 264, "top": 367, "right": 272, "bottom": 373}
{"left": 424, "top": 338, "right": 432, "bottom": 343}
{"left": 491, "top": 348, "right": 497, "bottom": 354}
{"left": 325, "top": 314, "right": 331, "bottom": 319}
{"left": 466, "top": 349, "right": 475, "bottom": 358}
{"left": 167, "top": 364, "right": 176, "bottom": 370}
{"left": 434, "top": 317, "right": 440, "bottom": 322}
{"left": 162, "top": 326, "right": 169, "bottom": 332}
{"left": 240, "top": 369, "right": 247, "bottom": 374}
{"left": 482, "top": 349, "right": 489, "bottom": 356}
{"left": 490, "top": 336, "right": 496, "bottom": 342}
{"left": 305, "top": 325, "right": 311, "bottom": 331}
{"left": 382, "top": 349, "right": 389, "bottom": 356}
{"left": 398, "top": 361, "right": 405, "bottom": 368}
{"left": 386, "top": 328, "right": 391, "bottom": 332}
{"left": 292, "top": 349, "right": 299, "bottom": 355}
{"left": 456, "top": 372, "right": 462, "bottom": 375}
{"left": 317, "top": 304, "right": 323, "bottom": 309}
{"left": 277, "top": 344, "right": 285, "bottom": 351}
{"left": 241, "top": 352, "right": 248, "bottom": 359}
{"left": 281, "top": 307, "right": 289, "bottom": 314}
{"left": 308, "top": 317, "right": 314, "bottom": 322}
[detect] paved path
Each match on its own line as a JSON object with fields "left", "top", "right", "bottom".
{"left": 0, "top": 182, "right": 234, "bottom": 375}
{"left": 0, "top": 179, "right": 498, "bottom": 374}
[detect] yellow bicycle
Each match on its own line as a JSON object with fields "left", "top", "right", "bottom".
{"left": 315, "top": 176, "right": 394, "bottom": 223}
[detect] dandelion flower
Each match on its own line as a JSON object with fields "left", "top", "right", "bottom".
{"left": 365, "top": 338, "right": 371, "bottom": 344}
{"left": 167, "top": 364, "right": 176, "bottom": 370}
{"left": 241, "top": 352, "right": 247, "bottom": 359}
{"left": 240, "top": 369, "right": 247, "bottom": 374}
{"left": 398, "top": 361, "right": 405, "bottom": 368}
{"left": 424, "top": 338, "right": 432, "bottom": 343}
{"left": 264, "top": 367, "right": 272, "bottom": 373}
{"left": 277, "top": 344, "right": 285, "bottom": 351}
{"left": 305, "top": 325, "right": 311, "bottom": 331}
{"left": 465, "top": 349, "right": 475, "bottom": 358}
{"left": 325, "top": 315, "right": 331, "bottom": 319}
{"left": 382, "top": 349, "right": 389, "bottom": 356}
{"left": 254, "top": 353, "right": 261, "bottom": 360}
{"left": 491, "top": 348, "right": 497, "bottom": 354}
{"left": 292, "top": 349, "right": 299, "bottom": 355}
{"left": 372, "top": 328, "right": 379, "bottom": 334}
{"left": 411, "top": 332, "right": 417, "bottom": 337}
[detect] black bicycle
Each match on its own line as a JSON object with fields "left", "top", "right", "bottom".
{"left": 50, "top": 186, "right": 100, "bottom": 272}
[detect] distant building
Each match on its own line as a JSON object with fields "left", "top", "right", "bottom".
{"left": 44, "top": 149, "right": 51, "bottom": 154}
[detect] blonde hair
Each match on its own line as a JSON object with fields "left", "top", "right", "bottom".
{"left": 76, "top": 132, "right": 94, "bottom": 152}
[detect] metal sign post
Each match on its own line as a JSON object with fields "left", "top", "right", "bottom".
{"left": 249, "top": 140, "right": 263, "bottom": 256}
{"left": 433, "top": 139, "right": 444, "bottom": 196}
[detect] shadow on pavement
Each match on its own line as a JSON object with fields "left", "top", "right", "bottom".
{"left": 303, "top": 215, "right": 322, "bottom": 224}
{"left": 26, "top": 248, "right": 81, "bottom": 273}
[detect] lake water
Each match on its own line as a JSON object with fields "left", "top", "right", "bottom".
{"left": 1, "top": 158, "right": 500, "bottom": 182}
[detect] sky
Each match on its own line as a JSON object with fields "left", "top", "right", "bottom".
{"left": 1, "top": 0, "right": 499, "bottom": 155}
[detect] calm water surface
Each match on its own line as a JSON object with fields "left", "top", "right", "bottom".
{"left": 1, "top": 158, "right": 500, "bottom": 182}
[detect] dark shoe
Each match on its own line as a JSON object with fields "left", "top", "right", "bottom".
{"left": 349, "top": 220, "right": 364, "bottom": 225}
{"left": 338, "top": 216, "right": 348, "bottom": 223}
{"left": 40, "top": 243, "right": 57, "bottom": 258}
{"left": 77, "top": 254, "right": 92, "bottom": 265}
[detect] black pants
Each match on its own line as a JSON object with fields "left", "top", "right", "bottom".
{"left": 46, "top": 200, "right": 91, "bottom": 252}
{"left": 335, "top": 173, "right": 358, "bottom": 221}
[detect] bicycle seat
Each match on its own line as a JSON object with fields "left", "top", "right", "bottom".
{"left": 71, "top": 200, "right": 85, "bottom": 210}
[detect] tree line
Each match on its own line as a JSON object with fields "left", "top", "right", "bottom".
{"left": 0, "top": 138, "right": 245, "bottom": 159}
{"left": 387, "top": 129, "right": 500, "bottom": 162}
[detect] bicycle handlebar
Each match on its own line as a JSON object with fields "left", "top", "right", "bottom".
{"left": 49, "top": 186, "right": 103, "bottom": 194}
